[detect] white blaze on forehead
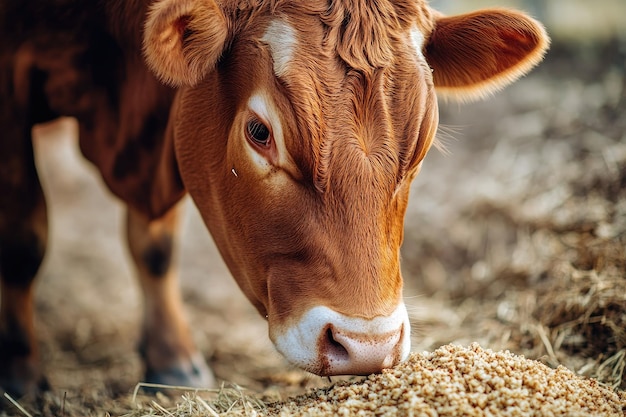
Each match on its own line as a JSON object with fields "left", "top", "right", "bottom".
{"left": 410, "top": 26, "right": 425, "bottom": 60}
{"left": 261, "top": 19, "right": 297, "bottom": 77}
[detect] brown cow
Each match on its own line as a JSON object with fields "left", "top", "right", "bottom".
{"left": 0, "top": 0, "right": 549, "bottom": 399}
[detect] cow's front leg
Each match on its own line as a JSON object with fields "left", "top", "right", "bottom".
{"left": 0, "top": 139, "right": 49, "bottom": 399}
{"left": 126, "top": 205, "right": 214, "bottom": 388}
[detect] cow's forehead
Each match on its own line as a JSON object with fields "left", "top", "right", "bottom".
{"left": 250, "top": 9, "right": 433, "bottom": 194}
{"left": 253, "top": 0, "right": 432, "bottom": 76}
{"left": 260, "top": 18, "right": 427, "bottom": 76}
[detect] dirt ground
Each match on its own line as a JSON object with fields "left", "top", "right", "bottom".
{"left": 1, "top": 17, "right": 625, "bottom": 417}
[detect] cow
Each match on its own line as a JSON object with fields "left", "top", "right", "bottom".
{"left": 0, "top": 0, "right": 549, "bottom": 399}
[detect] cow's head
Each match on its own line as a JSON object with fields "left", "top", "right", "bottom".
{"left": 143, "top": 0, "right": 548, "bottom": 376}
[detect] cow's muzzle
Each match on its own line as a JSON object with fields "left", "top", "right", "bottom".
{"left": 271, "top": 303, "right": 411, "bottom": 376}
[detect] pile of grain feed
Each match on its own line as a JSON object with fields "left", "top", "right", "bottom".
{"left": 268, "top": 343, "right": 626, "bottom": 416}
{"left": 120, "top": 343, "right": 625, "bottom": 416}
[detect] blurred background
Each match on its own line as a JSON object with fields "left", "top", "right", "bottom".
{"left": 18, "top": 0, "right": 626, "bottom": 414}
{"left": 433, "top": 0, "right": 625, "bottom": 42}
{"left": 405, "top": 0, "right": 626, "bottom": 389}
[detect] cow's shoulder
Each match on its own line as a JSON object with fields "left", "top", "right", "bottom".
{"left": 1, "top": 0, "right": 185, "bottom": 218}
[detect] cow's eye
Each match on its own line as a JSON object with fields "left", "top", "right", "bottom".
{"left": 246, "top": 118, "right": 271, "bottom": 147}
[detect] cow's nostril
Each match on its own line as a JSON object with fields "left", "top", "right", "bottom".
{"left": 318, "top": 323, "right": 404, "bottom": 376}
{"left": 325, "top": 326, "right": 349, "bottom": 361}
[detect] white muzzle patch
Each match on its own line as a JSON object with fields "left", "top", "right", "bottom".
{"left": 271, "top": 303, "right": 411, "bottom": 376}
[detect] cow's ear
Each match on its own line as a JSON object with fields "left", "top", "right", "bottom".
{"left": 425, "top": 9, "right": 549, "bottom": 101}
{"left": 143, "top": 0, "right": 229, "bottom": 87}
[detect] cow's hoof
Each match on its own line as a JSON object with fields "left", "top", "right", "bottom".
{"left": 144, "top": 351, "right": 215, "bottom": 390}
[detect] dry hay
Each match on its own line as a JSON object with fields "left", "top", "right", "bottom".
{"left": 446, "top": 195, "right": 626, "bottom": 390}
{"left": 533, "top": 261, "right": 626, "bottom": 390}
{"left": 115, "top": 344, "right": 625, "bottom": 417}
{"left": 119, "top": 383, "right": 267, "bottom": 417}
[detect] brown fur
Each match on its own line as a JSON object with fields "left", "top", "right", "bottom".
{"left": 146, "top": 0, "right": 548, "bottom": 330}
{"left": 144, "top": 0, "right": 229, "bottom": 87}
{"left": 426, "top": 8, "right": 550, "bottom": 101}
{"left": 0, "top": 0, "right": 549, "bottom": 396}
{"left": 0, "top": 0, "right": 204, "bottom": 398}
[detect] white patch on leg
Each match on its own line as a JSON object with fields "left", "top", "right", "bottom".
{"left": 261, "top": 20, "right": 297, "bottom": 77}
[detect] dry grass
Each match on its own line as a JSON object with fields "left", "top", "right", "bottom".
{"left": 120, "top": 383, "right": 266, "bottom": 417}
{"left": 534, "top": 264, "right": 626, "bottom": 389}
